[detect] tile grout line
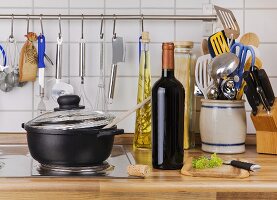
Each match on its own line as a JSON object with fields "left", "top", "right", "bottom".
{"left": 31, "top": 0, "right": 35, "bottom": 118}
{"left": 243, "top": 0, "right": 246, "bottom": 34}
{"left": 102, "top": 0, "right": 106, "bottom": 108}
{"left": 68, "top": 0, "right": 71, "bottom": 83}
{"left": 174, "top": 0, "right": 176, "bottom": 41}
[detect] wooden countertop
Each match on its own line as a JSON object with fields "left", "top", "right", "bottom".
{"left": 0, "top": 134, "right": 276, "bottom": 199}
{"left": 0, "top": 145, "right": 277, "bottom": 199}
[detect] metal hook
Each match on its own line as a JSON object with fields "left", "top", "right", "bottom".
{"left": 40, "top": 14, "right": 44, "bottom": 35}
{"left": 141, "top": 14, "right": 144, "bottom": 33}
{"left": 58, "top": 14, "right": 62, "bottom": 39}
{"left": 100, "top": 14, "right": 104, "bottom": 39}
{"left": 10, "top": 14, "right": 14, "bottom": 39}
{"left": 81, "top": 14, "right": 84, "bottom": 39}
{"left": 26, "top": 14, "right": 30, "bottom": 34}
{"left": 112, "top": 14, "right": 116, "bottom": 39}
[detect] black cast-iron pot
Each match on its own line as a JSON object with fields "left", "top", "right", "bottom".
{"left": 24, "top": 125, "right": 123, "bottom": 167}
{"left": 23, "top": 95, "right": 124, "bottom": 167}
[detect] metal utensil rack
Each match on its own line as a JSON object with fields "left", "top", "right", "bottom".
{"left": 0, "top": 14, "right": 217, "bottom": 21}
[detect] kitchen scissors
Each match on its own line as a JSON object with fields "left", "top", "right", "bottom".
{"left": 230, "top": 42, "right": 255, "bottom": 90}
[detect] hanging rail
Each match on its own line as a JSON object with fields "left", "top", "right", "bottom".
{"left": 0, "top": 14, "right": 217, "bottom": 21}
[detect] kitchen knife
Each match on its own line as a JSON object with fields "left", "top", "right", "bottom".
{"left": 258, "top": 69, "right": 275, "bottom": 106}
{"left": 243, "top": 71, "right": 260, "bottom": 106}
{"left": 251, "top": 67, "right": 271, "bottom": 112}
{"left": 108, "top": 36, "right": 125, "bottom": 103}
{"left": 244, "top": 85, "right": 258, "bottom": 116}
{"left": 223, "top": 160, "right": 261, "bottom": 171}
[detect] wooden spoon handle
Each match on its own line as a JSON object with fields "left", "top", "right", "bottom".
{"left": 104, "top": 96, "right": 151, "bottom": 129}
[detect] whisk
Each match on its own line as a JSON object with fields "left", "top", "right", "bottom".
{"left": 94, "top": 16, "right": 107, "bottom": 112}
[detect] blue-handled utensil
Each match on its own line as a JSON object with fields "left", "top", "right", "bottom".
{"left": 37, "top": 34, "right": 46, "bottom": 113}
{"left": 0, "top": 45, "right": 7, "bottom": 84}
{"left": 230, "top": 42, "right": 255, "bottom": 89}
{"left": 0, "top": 45, "right": 7, "bottom": 67}
{"left": 38, "top": 34, "right": 46, "bottom": 68}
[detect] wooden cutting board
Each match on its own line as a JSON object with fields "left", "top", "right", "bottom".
{"left": 181, "top": 157, "right": 250, "bottom": 178}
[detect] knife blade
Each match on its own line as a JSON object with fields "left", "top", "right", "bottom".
{"left": 258, "top": 69, "right": 275, "bottom": 106}
{"left": 244, "top": 85, "right": 258, "bottom": 116}
{"left": 108, "top": 37, "right": 125, "bottom": 103}
{"left": 243, "top": 71, "right": 260, "bottom": 106}
{"left": 223, "top": 160, "right": 261, "bottom": 171}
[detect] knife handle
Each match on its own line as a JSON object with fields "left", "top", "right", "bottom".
{"left": 244, "top": 85, "right": 258, "bottom": 116}
{"left": 258, "top": 69, "right": 275, "bottom": 106}
{"left": 108, "top": 64, "right": 118, "bottom": 103}
{"left": 79, "top": 41, "right": 86, "bottom": 78}
{"left": 56, "top": 41, "right": 62, "bottom": 80}
{"left": 230, "top": 160, "right": 261, "bottom": 171}
{"left": 38, "top": 34, "right": 46, "bottom": 68}
{"left": 251, "top": 69, "right": 271, "bottom": 112}
{"left": 243, "top": 71, "right": 260, "bottom": 106}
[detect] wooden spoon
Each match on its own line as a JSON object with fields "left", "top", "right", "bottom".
{"left": 240, "top": 32, "right": 260, "bottom": 48}
{"left": 201, "top": 39, "right": 209, "bottom": 55}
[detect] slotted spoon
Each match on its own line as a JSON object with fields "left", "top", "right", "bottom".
{"left": 195, "top": 54, "right": 213, "bottom": 99}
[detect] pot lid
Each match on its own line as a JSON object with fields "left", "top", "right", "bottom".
{"left": 25, "top": 95, "right": 115, "bottom": 130}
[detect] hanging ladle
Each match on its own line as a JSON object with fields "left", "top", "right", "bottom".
{"left": 0, "top": 15, "right": 18, "bottom": 92}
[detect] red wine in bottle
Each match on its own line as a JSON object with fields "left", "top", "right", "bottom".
{"left": 152, "top": 42, "right": 185, "bottom": 170}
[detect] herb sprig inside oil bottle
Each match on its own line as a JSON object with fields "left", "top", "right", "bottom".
{"left": 133, "top": 32, "right": 152, "bottom": 149}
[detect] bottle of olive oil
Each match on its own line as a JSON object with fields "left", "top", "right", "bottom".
{"left": 133, "top": 32, "right": 152, "bottom": 149}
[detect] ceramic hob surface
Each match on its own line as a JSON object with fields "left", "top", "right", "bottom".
{"left": 0, "top": 145, "right": 136, "bottom": 178}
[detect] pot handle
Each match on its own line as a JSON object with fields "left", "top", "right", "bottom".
{"left": 97, "top": 129, "right": 124, "bottom": 138}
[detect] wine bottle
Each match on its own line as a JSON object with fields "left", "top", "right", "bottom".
{"left": 152, "top": 42, "right": 185, "bottom": 170}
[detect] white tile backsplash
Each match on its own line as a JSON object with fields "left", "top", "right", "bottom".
{"left": 0, "top": 0, "right": 275, "bottom": 134}
{"left": 0, "top": 0, "right": 32, "bottom": 7}
{"left": 258, "top": 44, "right": 277, "bottom": 76}
{"left": 34, "top": 0, "right": 68, "bottom": 8}
{"left": 105, "top": 43, "right": 139, "bottom": 76}
{"left": 69, "top": 0, "right": 104, "bottom": 8}
{"left": 0, "top": 111, "right": 32, "bottom": 132}
{"left": 211, "top": 0, "right": 244, "bottom": 8}
{"left": 141, "top": 0, "right": 174, "bottom": 8}
{"left": 245, "top": 0, "right": 277, "bottom": 8}
{"left": 105, "top": 9, "right": 140, "bottom": 42}
{"left": 106, "top": 0, "right": 140, "bottom": 8}
{"left": 176, "top": 0, "right": 209, "bottom": 9}
{"left": 175, "top": 9, "right": 204, "bottom": 42}
{"left": 69, "top": 9, "right": 104, "bottom": 42}
{"left": 141, "top": 9, "right": 174, "bottom": 42}
{"left": 245, "top": 10, "right": 277, "bottom": 42}
{"left": 33, "top": 9, "right": 70, "bottom": 42}
{"left": 0, "top": 9, "right": 33, "bottom": 42}
{"left": 70, "top": 43, "right": 101, "bottom": 76}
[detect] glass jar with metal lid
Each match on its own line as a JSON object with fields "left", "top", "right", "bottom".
{"left": 174, "top": 41, "right": 196, "bottom": 149}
